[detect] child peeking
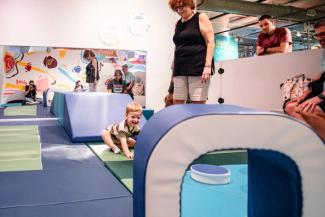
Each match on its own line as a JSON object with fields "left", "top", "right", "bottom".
{"left": 101, "top": 102, "right": 142, "bottom": 159}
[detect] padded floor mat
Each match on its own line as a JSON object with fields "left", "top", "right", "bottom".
{"left": 88, "top": 143, "right": 133, "bottom": 192}
{"left": 4, "top": 105, "right": 37, "bottom": 116}
{"left": 0, "top": 125, "right": 42, "bottom": 172}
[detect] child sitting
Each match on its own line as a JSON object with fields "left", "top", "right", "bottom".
{"left": 25, "top": 80, "right": 39, "bottom": 104}
{"left": 74, "top": 80, "right": 84, "bottom": 92}
{"left": 101, "top": 102, "right": 142, "bottom": 159}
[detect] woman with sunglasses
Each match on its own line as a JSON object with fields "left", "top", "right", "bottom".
{"left": 169, "top": 0, "right": 215, "bottom": 105}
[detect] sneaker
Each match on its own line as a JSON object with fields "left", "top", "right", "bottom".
{"left": 112, "top": 145, "right": 121, "bottom": 154}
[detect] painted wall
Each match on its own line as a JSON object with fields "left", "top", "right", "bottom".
{"left": 0, "top": 0, "right": 177, "bottom": 110}
{"left": 1, "top": 46, "right": 146, "bottom": 105}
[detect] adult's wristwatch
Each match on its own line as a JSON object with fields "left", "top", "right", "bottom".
{"left": 317, "top": 93, "right": 325, "bottom": 101}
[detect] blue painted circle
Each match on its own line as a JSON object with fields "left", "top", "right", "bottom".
{"left": 191, "top": 164, "right": 229, "bottom": 175}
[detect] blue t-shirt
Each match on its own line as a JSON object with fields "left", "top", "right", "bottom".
{"left": 123, "top": 72, "right": 135, "bottom": 85}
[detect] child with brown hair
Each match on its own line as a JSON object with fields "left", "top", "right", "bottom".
{"left": 101, "top": 102, "right": 142, "bottom": 159}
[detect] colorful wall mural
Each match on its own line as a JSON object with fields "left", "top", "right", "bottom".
{"left": 1, "top": 46, "right": 147, "bottom": 106}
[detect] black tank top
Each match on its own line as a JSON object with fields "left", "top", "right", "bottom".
{"left": 173, "top": 12, "right": 213, "bottom": 77}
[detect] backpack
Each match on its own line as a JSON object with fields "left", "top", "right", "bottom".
{"left": 280, "top": 74, "right": 312, "bottom": 102}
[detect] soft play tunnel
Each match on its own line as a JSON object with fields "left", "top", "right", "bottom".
{"left": 133, "top": 104, "right": 325, "bottom": 217}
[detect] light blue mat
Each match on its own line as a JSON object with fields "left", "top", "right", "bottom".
{"left": 181, "top": 164, "right": 247, "bottom": 217}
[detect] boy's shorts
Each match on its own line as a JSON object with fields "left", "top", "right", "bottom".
{"left": 173, "top": 76, "right": 210, "bottom": 101}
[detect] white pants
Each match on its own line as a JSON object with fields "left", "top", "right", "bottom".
{"left": 173, "top": 76, "right": 210, "bottom": 101}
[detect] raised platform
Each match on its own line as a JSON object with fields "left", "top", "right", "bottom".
{"left": 51, "top": 91, "right": 146, "bottom": 142}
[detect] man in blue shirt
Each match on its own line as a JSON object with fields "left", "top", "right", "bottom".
{"left": 122, "top": 64, "right": 135, "bottom": 99}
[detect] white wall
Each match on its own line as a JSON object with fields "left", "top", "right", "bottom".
{"left": 0, "top": 0, "right": 178, "bottom": 111}
{"left": 208, "top": 49, "right": 322, "bottom": 111}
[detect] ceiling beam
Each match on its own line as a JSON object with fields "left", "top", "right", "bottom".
{"left": 197, "top": 0, "right": 325, "bottom": 22}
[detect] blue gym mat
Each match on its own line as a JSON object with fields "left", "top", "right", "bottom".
{"left": 39, "top": 125, "right": 75, "bottom": 145}
{"left": 0, "top": 164, "right": 130, "bottom": 208}
{"left": 0, "top": 197, "right": 132, "bottom": 217}
{"left": 0, "top": 120, "right": 133, "bottom": 217}
{"left": 41, "top": 143, "right": 103, "bottom": 169}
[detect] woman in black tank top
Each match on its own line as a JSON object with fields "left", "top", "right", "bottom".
{"left": 169, "top": 0, "right": 215, "bottom": 104}
{"left": 83, "top": 49, "right": 99, "bottom": 92}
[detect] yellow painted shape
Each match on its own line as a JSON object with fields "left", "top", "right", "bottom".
{"left": 57, "top": 84, "right": 72, "bottom": 90}
{"left": 17, "top": 62, "right": 46, "bottom": 73}
{"left": 58, "top": 50, "right": 67, "bottom": 58}
{"left": 25, "top": 52, "right": 38, "bottom": 56}
{"left": 16, "top": 62, "right": 56, "bottom": 80}
{"left": 5, "top": 83, "right": 25, "bottom": 90}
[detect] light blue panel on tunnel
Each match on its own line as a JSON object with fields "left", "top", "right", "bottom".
{"left": 181, "top": 164, "right": 247, "bottom": 217}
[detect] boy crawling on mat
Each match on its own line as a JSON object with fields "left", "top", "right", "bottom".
{"left": 101, "top": 102, "right": 142, "bottom": 159}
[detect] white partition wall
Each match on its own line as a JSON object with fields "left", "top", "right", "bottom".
{"left": 0, "top": 0, "right": 178, "bottom": 111}
{"left": 208, "top": 49, "right": 322, "bottom": 111}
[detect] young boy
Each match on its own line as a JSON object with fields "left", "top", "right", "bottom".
{"left": 101, "top": 102, "right": 142, "bottom": 159}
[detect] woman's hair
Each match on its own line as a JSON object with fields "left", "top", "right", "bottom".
{"left": 114, "top": 69, "right": 123, "bottom": 79}
{"left": 169, "top": 0, "right": 195, "bottom": 11}
{"left": 126, "top": 102, "right": 143, "bottom": 114}
{"left": 75, "top": 80, "right": 80, "bottom": 85}
{"left": 83, "top": 49, "right": 96, "bottom": 59}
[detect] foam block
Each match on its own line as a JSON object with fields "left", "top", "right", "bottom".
{"left": 51, "top": 92, "right": 146, "bottom": 142}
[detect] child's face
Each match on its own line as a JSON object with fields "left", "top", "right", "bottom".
{"left": 126, "top": 111, "right": 142, "bottom": 127}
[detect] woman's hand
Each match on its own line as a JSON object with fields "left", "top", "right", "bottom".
{"left": 299, "top": 96, "right": 322, "bottom": 113}
{"left": 201, "top": 67, "right": 211, "bottom": 83}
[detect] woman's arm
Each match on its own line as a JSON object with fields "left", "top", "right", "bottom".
{"left": 199, "top": 13, "right": 215, "bottom": 82}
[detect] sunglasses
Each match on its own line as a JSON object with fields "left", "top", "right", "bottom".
{"left": 174, "top": 4, "right": 185, "bottom": 11}
{"left": 314, "top": 31, "right": 325, "bottom": 38}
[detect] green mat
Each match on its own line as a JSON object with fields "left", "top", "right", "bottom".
{"left": 88, "top": 143, "right": 134, "bottom": 192}
{"left": 4, "top": 105, "right": 37, "bottom": 116}
{"left": 0, "top": 130, "right": 39, "bottom": 136}
{"left": 1, "top": 103, "right": 22, "bottom": 107}
{"left": 192, "top": 150, "right": 247, "bottom": 166}
{"left": 0, "top": 126, "right": 38, "bottom": 137}
{"left": 0, "top": 125, "right": 42, "bottom": 172}
{"left": 0, "top": 125, "right": 38, "bottom": 131}
{"left": 88, "top": 143, "right": 247, "bottom": 193}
